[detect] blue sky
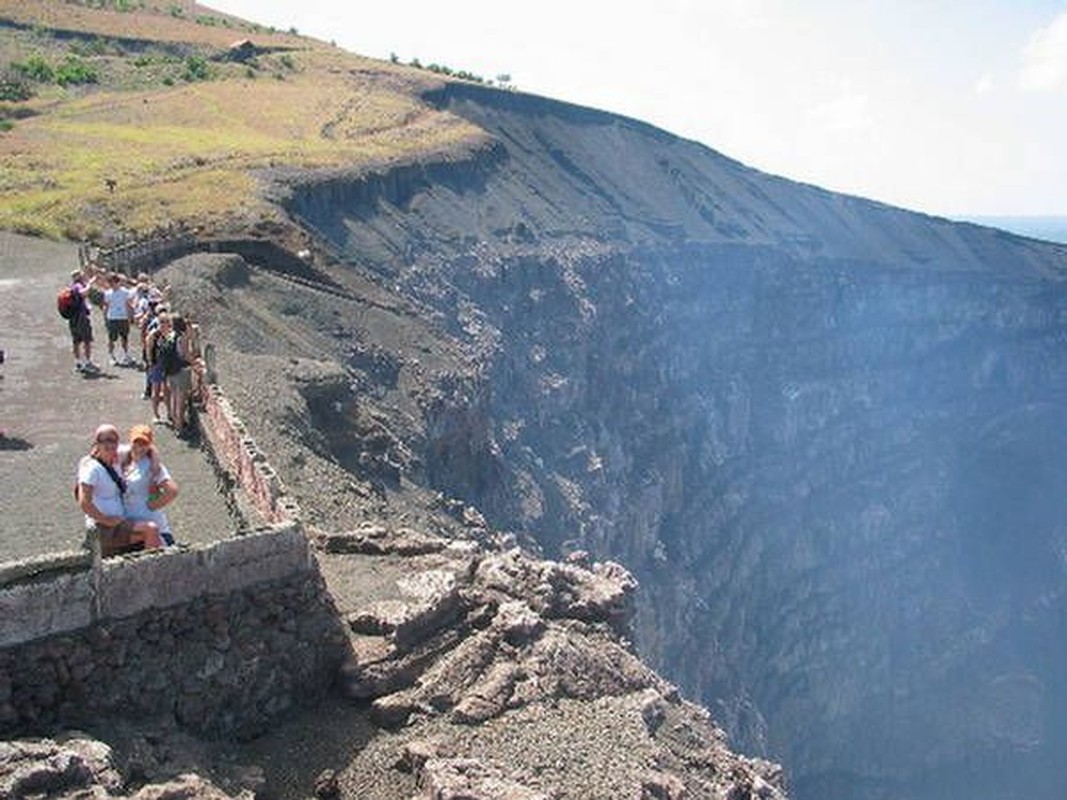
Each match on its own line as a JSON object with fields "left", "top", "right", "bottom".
{"left": 207, "top": 1, "right": 1067, "bottom": 218}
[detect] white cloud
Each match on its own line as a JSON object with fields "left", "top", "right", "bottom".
{"left": 807, "top": 93, "right": 872, "bottom": 134}
{"left": 1019, "top": 11, "right": 1067, "bottom": 91}
{"left": 972, "top": 74, "right": 995, "bottom": 94}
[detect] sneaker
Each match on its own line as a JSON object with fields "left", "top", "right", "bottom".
{"left": 83, "top": 361, "right": 100, "bottom": 373}
{"left": 109, "top": 356, "right": 119, "bottom": 366}
{"left": 141, "top": 390, "right": 151, "bottom": 400}
{"left": 75, "top": 363, "right": 85, "bottom": 373}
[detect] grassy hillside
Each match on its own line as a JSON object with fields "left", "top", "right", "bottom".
{"left": 0, "top": 0, "right": 487, "bottom": 241}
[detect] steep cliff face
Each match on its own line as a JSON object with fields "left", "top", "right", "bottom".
{"left": 280, "top": 83, "right": 1067, "bottom": 799}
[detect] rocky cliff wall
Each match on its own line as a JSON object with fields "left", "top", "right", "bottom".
{"left": 279, "top": 84, "right": 1067, "bottom": 799}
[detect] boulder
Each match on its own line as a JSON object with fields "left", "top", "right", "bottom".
{"left": 346, "top": 570, "right": 463, "bottom": 649}
{"left": 411, "top": 757, "right": 549, "bottom": 800}
{"left": 0, "top": 736, "right": 121, "bottom": 799}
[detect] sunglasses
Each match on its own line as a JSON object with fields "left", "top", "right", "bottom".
{"left": 96, "top": 436, "right": 119, "bottom": 445}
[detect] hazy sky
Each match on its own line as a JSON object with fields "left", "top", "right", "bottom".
{"left": 208, "top": 1, "right": 1067, "bottom": 218}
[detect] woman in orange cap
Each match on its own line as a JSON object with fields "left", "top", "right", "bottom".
{"left": 121, "top": 423, "right": 180, "bottom": 546}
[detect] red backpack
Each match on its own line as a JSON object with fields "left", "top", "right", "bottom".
{"left": 57, "top": 286, "right": 78, "bottom": 319}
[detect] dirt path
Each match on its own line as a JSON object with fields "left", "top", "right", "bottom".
{"left": 0, "top": 232, "right": 236, "bottom": 563}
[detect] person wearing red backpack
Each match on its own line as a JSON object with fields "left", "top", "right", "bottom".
{"left": 66, "top": 269, "right": 99, "bottom": 374}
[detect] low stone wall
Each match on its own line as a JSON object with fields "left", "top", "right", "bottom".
{"left": 0, "top": 526, "right": 348, "bottom": 738}
{"left": 198, "top": 383, "right": 297, "bottom": 523}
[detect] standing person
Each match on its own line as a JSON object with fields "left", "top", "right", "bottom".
{"left": 67, "top": 269, "right": 98, "bottom": 373}
{"left": 132, "top": 284, "right": 154, "bottom": 398}
{"left": 121, "top": 424, "right": 179, "bottom": 547}
{"left": 161, "top": 314, "right": 193, "bottom": 434}
{"left": 76, "top": 424, "right": 163, "bottom": 556}
{"left": 145, "top": 311, "right": 170, "bottom": 423}
{"left": 102, "top": 273, "right": 135, "bottom": 366}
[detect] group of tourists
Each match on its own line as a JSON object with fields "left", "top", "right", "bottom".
{"left": 64, "top": 262, "right": 204, "bottom": 556}
{"left": 63, "top": 264, "right": 204, "bottom": 435}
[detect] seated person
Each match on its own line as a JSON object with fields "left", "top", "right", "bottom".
{"left": 120, "top": 424, "right": 179, "bottom": 546}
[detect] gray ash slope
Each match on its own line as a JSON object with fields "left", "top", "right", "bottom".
{"left": 212, "top": 82, "right": 1067, "bottom": 799}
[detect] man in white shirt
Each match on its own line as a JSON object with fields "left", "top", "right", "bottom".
{"left": 102, "top": 273, "right": 135, "bottom": 366}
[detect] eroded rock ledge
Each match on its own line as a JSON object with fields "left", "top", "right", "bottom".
{"left": 2, "top": 526, "right": 787, "bottom": 799}
{"left": 320, "top": 525, "right": 787, "bottom": 799}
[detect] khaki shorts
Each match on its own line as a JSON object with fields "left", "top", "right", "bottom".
{"left": 166, "top": 366, "right": 192, "bottom": 393}
{"left": 90, "top": 521, "right": 145, "bottom": 557}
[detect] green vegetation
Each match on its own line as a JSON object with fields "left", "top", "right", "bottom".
{"left": 407, "top": 57, "right": 492, "bottom": 85}
{"left": 12, "top": 53, "right": 54, "bottom": 82}
{"left": 0, "top": 0, "right": 487, "bottom": 240}
{"left": 10, "top": 53, "right": 98, "bottom": 86}
{"left": 0, "top": 71, "right": 34, "bottom": 101}
{"left": 181, "top": 55, "right": 211, "bottom": 82}
{"left": 195, "top": 14, "right": 233, "bottom": 28}
{"left": 55, "top": 57, "right": 99, "bottom": 86}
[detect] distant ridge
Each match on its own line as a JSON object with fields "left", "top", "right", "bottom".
{"left": 961, "top": 215, "right": 1067, "bottom": 245}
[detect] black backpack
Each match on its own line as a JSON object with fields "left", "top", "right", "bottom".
{"left": 157, "top": 332, "right": 187, "bottom": 376}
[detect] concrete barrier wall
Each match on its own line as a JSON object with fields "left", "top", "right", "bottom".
{"left": 0, "top": 525, "right": 347, "bottom": 738}
{"left": 0, "top": 558, "right": 95, "bottom": 646}
{"left": 0, "top": 524, "right": 309, "bottom": 648}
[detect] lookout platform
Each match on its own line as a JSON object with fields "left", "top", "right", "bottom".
{"left": 0, "top": 231, "right": 238, "bottom": 562}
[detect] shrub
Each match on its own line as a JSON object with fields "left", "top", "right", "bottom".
{"left": 12, "top": 54, "right": 54, "bottom": 83}
{"left": 279, "top": 54, "right": 295, "bottom": 70}
{"left": 181, "top": 55, "right": 211, "bottom": 82}
{"left": 55, "top": 57, "right": 98, "bottom": 86}
{"left": 0, "top": 119, "right": 14, "bottom": 132}
{"left": 0, "top": 71, "right": 34, "bottom": 101}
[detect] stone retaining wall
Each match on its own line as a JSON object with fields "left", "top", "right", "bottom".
{"left": 0, "top": 526, "right": 347, "bottom": 738}
{"left": 198, "top": 383, "right": 297, "bottom": 523}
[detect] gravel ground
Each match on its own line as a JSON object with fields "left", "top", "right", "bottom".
{"left": 0, "top": 231, "right": 237, "bottom": 563}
